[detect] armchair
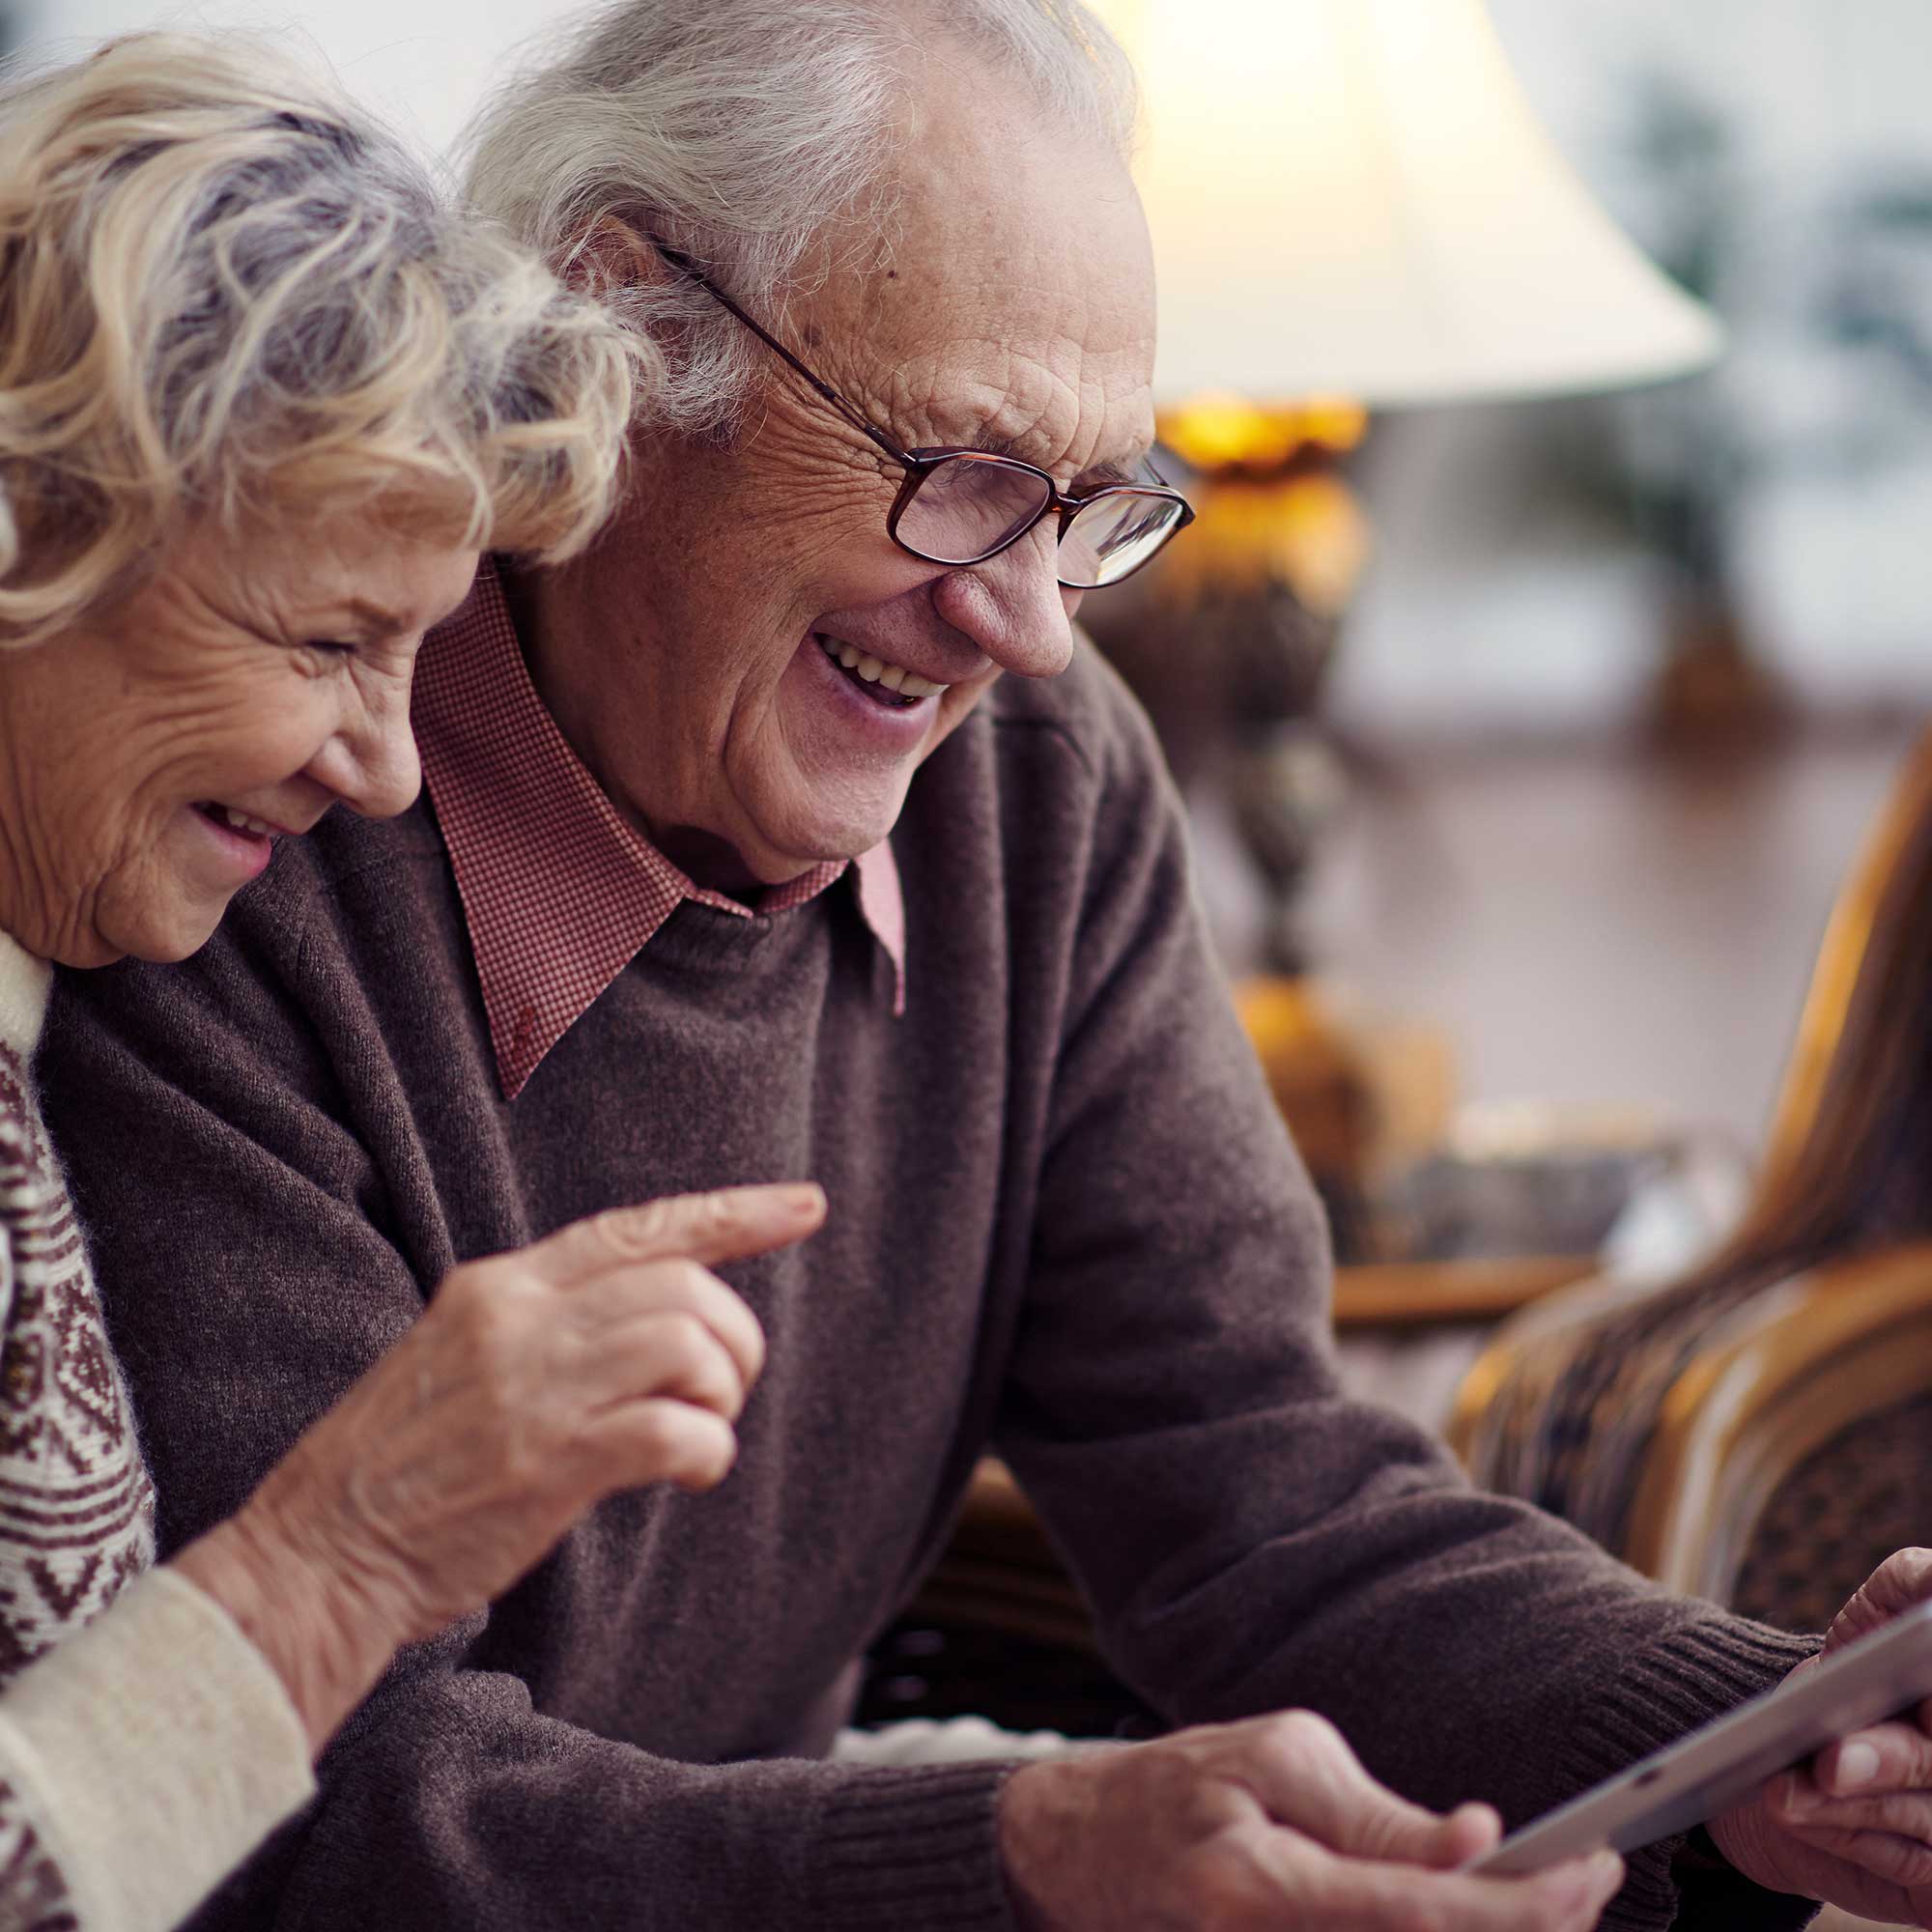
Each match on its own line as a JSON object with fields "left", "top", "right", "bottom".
{"left": 1451, "top": 729, "right": 1932, "bottom": 1633}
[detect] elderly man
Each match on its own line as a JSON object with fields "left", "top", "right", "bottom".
{"left": 41, "top": 3, "right": 1932, "bottom": 1928}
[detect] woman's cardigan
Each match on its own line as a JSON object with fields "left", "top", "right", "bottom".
{"left": 0, "top": 932, "right": 311, "bottom": 1932}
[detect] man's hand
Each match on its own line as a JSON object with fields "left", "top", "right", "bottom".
{"left": 998, "top": 1710, "right": 1624, "bottom": 1931}
{"left": 1711, "top": 1548, "right": 1932, "bottom": 1924}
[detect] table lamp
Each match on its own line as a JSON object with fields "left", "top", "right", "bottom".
{"left": 1094, "top": 0, "right": 1719, "bottom": 403}
{"left": 1080, "top": 0, "right": 1725, "bottom": 1249}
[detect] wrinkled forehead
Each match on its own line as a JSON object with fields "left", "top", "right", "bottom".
{"left": 807, "top": 77, "right": 1157, "bottom": 475}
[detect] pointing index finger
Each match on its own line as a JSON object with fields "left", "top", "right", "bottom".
{"left": 541, "top": 1183, "right": 828, "bottom": 1282}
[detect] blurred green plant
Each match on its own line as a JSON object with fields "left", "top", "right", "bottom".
{"left": 1817, "top": 183, "right": 1932, "bottom": 453}
{"left": 1583, "top": 72, "right": 1742, "bottom": 616}
{"left": 1530, "top": 66, "right": 1932, "bottom": 738}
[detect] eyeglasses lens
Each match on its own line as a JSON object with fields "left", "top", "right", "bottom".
{"left": 895, "top": 457, "right": 1054, "bottom": 566}
{"left": 1060, "top": 493, "right": 1185, "bottom": 588}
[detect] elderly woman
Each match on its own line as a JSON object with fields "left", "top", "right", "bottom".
{"left": 0, "top": 34, "right": 824, "bottom": 1932}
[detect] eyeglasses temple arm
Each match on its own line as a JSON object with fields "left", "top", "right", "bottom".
{"left": 648, "top": 237, "right": 912, "bottom": 466}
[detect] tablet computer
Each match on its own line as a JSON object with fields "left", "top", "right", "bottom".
{"left": 1467, "top": 1598, "right": 1932, "bottom": 1875}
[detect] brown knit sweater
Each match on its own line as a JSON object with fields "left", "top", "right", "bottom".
{"left": 41, "top": 639, "right": 1816, "bottom": 1932}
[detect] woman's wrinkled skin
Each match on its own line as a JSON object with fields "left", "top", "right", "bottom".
{"left": 0, "top": 518, "right": 471, "bottom": 968}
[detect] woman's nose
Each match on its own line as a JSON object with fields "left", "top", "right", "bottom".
{"left": 929, "top": 526, "right": 1079, "bottom": 681}
{"left": 305, "top": 687, "right": 423, "bottom": 821}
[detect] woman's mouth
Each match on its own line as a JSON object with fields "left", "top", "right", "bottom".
{"left": 185, "top": 801, "right": 284, "bottom": 885}
{"left": 192, "top": 802, "right": 281, "bottom": 840}
{"left": 813, "top": 633, "right": 950, "bottom": 709}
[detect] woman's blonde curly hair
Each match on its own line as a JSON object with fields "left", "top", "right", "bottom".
{"left": 0, "top": 33, "right": 651, "bottom": 650}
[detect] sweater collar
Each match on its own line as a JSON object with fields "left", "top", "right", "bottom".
{"left": 0, "top": 931, "right": 52, "bottom": 1060}
{"left": 412, "top": 563, "right": 905, "bottom": 1101}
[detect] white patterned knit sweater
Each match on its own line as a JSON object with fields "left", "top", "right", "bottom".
{"left": 0, "top": 933, "right": 312, "bottom": 1932}
{"left": 0, "top": 948, "right": 156, "bottom": 1687}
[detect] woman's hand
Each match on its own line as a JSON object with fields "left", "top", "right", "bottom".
{"left": 1710, "top": 1549, "right": 1932, "bottom": 1926}
{"left": 173, "top": 1182, "right": 822, "bottom": 1750}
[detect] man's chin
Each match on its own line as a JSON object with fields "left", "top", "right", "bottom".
{"left": 654, "top": 815, "right": 889, "bottom": 894}
{"left": 755, "top": 783, "right": 915, "bottom": 875}
{"left": 782, "top": 809, "right": 907, "bottom": 871}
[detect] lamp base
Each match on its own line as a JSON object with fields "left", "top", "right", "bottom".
{"left": 1234, "top": 975, "right": 1379, "bottom": 1259}
{"left": 1645, "top": 596, "right": 1791, "bottom": 753}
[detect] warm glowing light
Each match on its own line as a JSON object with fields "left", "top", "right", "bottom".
{"left": 1298, "top": 398, "right": 1373, "bottom": 451}
{"left": 1151, "top": 471, "right": 1372, "bottom": 617}
{"left": 1160, "top": 393, "right": 1370, "bottom": 469}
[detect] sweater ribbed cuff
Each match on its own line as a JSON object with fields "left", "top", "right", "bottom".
{"left": 810, "top": 1759, "right": 1021, "bottom": 1930}
{"left": 1554, "top": 1612, "right": 1821, "bottom": 1932}
{"left": 0, "top": 1565, "right": 316, "bottom": 1932}
{"left": 0, "top": 933, "right": 50, "bottom": 1059}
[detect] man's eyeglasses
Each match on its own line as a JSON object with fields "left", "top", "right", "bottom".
{"left": 653, "top": 242, "right": 1194, "bottom": 590}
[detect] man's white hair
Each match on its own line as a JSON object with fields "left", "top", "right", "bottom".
{"left": 462, "top": 0, "right": 1137, "bottom": 440}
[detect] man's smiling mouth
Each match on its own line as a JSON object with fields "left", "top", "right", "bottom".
{"left": 814, "top": 632, "right": 950, "bottom": 708}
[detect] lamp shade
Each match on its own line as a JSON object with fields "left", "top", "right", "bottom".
{"left": 1089, "top": 0, "right": 1724, "bottom": 408}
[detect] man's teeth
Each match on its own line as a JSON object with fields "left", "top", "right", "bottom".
{"left": 816, "top": 635, "right": 948, "bottom": 700}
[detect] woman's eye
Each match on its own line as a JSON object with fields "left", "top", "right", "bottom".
{"left": 300, "top": 639, "right": 358, "bottom": 660}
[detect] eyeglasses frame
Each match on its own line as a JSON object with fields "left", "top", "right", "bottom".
{"left": 649, "top": 240, "right": 1194, "bottom": 588}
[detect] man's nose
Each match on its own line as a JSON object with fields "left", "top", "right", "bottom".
{"left": 929, "top": 525, "right": 1078, "bottom": 681}
{"left": 304, "top": 688, "right": 423, "bottom": 821}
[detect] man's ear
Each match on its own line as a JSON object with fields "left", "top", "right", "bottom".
{"left": 560, "top": 214, "right": 669, "bottom": 302}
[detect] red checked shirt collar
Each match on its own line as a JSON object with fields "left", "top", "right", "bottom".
{"left": 412, "top": 563, "right": 906, "bottom": 1100}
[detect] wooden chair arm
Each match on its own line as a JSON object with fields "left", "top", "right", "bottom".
{"left": 1333, "top": 1256, "right": 1595, "bottom": 1329}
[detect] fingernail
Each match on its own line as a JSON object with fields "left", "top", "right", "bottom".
{"left": 781, "top": 1184, "right": 824, "bottom": 1215}
{"left": 1454, "top": 1801, "right": 1501, "bottom": 1843}
{"left": 1834, "top": 1743, "right": 1880, "bottom": 1791}
{"left": 1773, "top": 1774, "right": 1814, "bottom": 1813}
